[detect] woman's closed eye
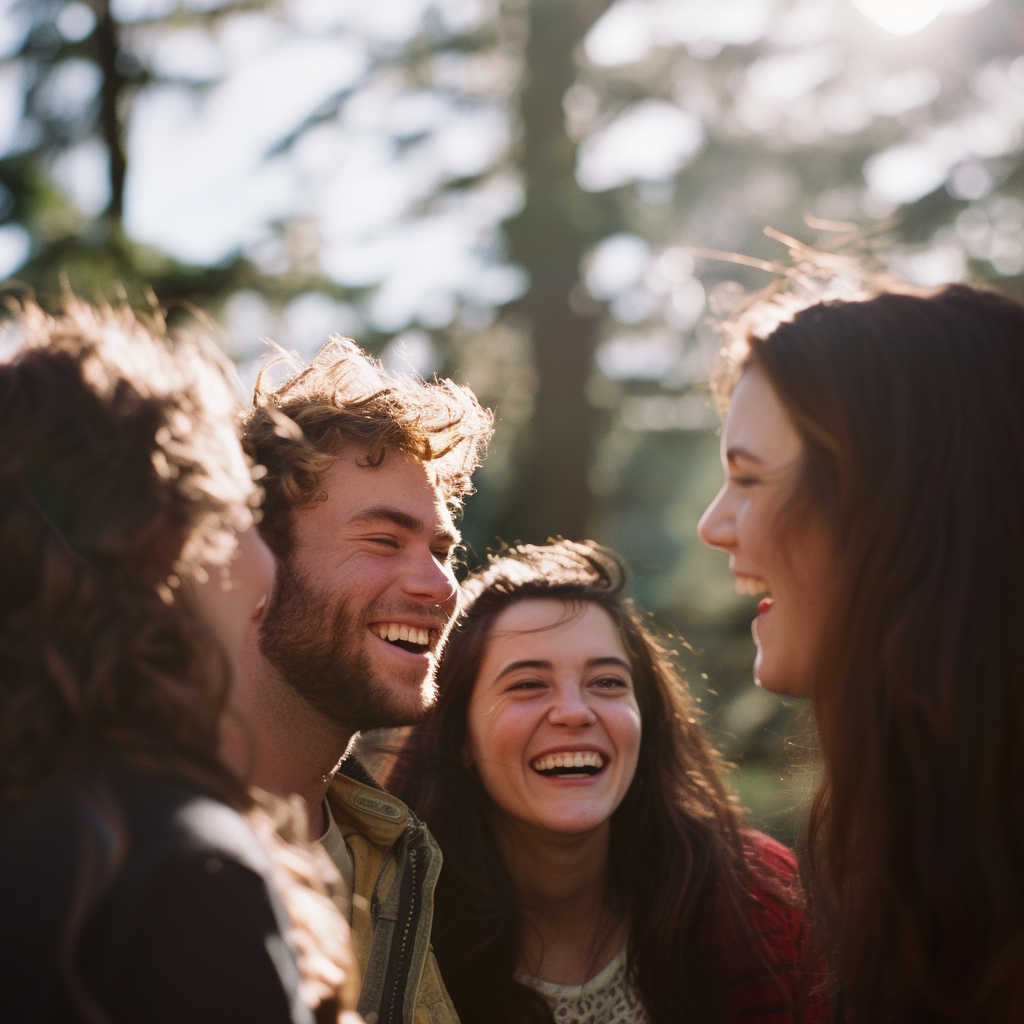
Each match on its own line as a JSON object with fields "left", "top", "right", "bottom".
{"left": 507, "top": 678, "right": 547, "bottom": 692}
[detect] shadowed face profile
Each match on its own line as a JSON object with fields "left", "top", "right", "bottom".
{"left": 183, "top": 525, "right": 276, "bottom": 684}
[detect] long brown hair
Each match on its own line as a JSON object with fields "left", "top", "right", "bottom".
{"left": 731, "top": 284, "right": 1024, "bottom": 1022}
{"left": 0, "top": 297, "right": 354, "bottom": 1023}
{"left": 388, "top": 540, "right": 805, "bottom": 1024}
{"left": 0, "top": 297, "right": 257, "bottom": 807}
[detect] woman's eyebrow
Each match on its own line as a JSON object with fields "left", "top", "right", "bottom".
{"left": 493, "top": 655, "right": 631, "bottom": 682}
{"left": 726, "top": 445, "right": 764, "bottom": 465}
{"left": 494, "top": 659, "right": 550, "bottom": 682}
{"left": 585, "top": 656, "right": 632, "bottom": 672}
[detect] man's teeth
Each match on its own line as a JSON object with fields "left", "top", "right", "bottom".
{"left": 376, "top": 623, "right": 431, "bottom": 646}
{"left": 531, "top": 751, "right": 605, "bottom": 772}
{"left": 734, "top": 576, "right": 769, "bottom": 596}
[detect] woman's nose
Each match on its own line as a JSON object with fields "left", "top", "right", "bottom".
{"left": 547, "top": 687, "right": 597, "bottom": 728}
{"left": 698, "top": 484, "right": 736, "bottom": 552}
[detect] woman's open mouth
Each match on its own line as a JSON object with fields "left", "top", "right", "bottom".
{"left": 529, "top": 751, "right": 605, "bottom": 778}
{"left": 752, "top": 595, "right": 773, "bottom": 643}
{"left": 734, "top": 575, "right": 769, "bottom": 596}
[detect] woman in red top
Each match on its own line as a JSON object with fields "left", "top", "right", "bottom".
{"left": 699, "top": 282, "right": 1024, "bottom": 1022}
{"left": 389, "top": 540, "right": 827, "bottom": 1024}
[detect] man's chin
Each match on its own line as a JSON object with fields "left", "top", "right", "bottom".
{"left": 363, "top": 677, "right": 434, "bottom": 729}
{"left": 260, "top": 586, "right": 441, "bottom": 731}
{"left": 348, "top": 695, "right": 432, "bottom": 733}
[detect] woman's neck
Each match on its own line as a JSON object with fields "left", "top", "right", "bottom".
{"left": 495, "top": 818, "right": 627, "bottom": 986}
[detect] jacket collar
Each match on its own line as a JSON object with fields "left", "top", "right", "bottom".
{"left": 337, "top": 754, "right": 383, "bottom": 791}
{"left": 328, "top": 756, "right": 410, "bottom": 845}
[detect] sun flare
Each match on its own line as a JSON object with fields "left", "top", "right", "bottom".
{"left": 853, "top": 0, "right": 943, "bottom": 35}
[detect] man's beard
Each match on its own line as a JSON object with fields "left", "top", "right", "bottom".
{"left": 258, "top": 556, "right": 435, "bottom": 732}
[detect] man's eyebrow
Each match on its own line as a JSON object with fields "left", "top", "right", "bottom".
{"left": 349, "top": 505, "right": 461, "bottom": 545}
{"left": 726, "top": 446, "right": 764, "bottom": 465}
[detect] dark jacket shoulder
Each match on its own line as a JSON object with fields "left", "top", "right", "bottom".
{"left": 0, "top": 766, "right": 310, "bottom": 1024}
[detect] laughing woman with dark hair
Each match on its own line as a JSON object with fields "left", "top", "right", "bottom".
{"left": 699, "top": 282, "right": 1024, "bottom": 1022}
{"left": 0, "top": 299, "right": 356, "bottom": 1024}
{"left": 388, "top": 540, "right": 828, "bottom": 1024}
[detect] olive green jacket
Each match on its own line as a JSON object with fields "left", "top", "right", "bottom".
{"left": 326, "top": 759, "right": 459, "bottom": 1024}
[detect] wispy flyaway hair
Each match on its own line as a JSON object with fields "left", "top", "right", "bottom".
{"left": 241, "top": 336, "right": 493, "bottom": 556}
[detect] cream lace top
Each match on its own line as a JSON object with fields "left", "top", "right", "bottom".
{"left": 517, "top": 947, "right": 650, "bottom": 1024}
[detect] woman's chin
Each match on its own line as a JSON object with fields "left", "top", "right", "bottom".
{"left": 754, "top": 649, "right": 812, "bottom": 699}
{"left": 541, "top": 818, "right": 609, "bottom": 839}
{"left": 510, "top": 806, "right": 612, "bottom": 840}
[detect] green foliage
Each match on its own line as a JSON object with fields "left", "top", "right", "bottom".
{"left": 5, "top": 0, "right": 1024, "bottom": 836}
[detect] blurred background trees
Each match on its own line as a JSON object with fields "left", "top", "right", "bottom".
{"left": 4, "top": 0, "right": 1024, "bottom": 839}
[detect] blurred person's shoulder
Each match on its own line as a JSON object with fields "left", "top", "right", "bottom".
{"left": 0, "top": 763, "right": 266, "bottom": 880}
{"left": 0, "top": 763, "right": 280, "bottom": 930}
{"left": 112, "top": 767, "right": 272, "bottom": 876}
{"left": 0, "top": 765, "right": 301, "bottom": 1024}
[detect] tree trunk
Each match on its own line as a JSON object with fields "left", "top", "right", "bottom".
{"left": 94, "top": 0, "right": 127, "bottom": 224}
{"left": 500, "top": 0, "right": 613, "bottom": 544}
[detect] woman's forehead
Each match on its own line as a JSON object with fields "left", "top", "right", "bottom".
{"left": 482, "top": 600, "right": 626, "bottom": 660}
{"left": 724, "top": 365, "right": 803, "bottom": 468}
{"left": 490, "top": 597, "right": 605, "bottom": 631}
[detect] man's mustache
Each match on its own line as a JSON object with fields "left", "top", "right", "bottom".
{"left": 362, "top": 604, "right": 452, "bottom": 629}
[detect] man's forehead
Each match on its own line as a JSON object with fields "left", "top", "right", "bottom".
{"left": 322, "top": 448, "right": 457, "bottom": 535}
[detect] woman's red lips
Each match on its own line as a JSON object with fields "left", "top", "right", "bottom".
{"left": 758, "top": 597, "right": 773, "bottom": 615}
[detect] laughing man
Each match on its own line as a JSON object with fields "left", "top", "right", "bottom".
{"left": 230, "top": 337, "right": 492, "bottom": 1024}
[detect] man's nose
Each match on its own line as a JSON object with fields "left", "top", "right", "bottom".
{"left": 402, "top": 549, "right": 458, "bottom": 610}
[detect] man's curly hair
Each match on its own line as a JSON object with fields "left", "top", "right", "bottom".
{"left": 242, "top": 336, "right": 493, "bottom": 557}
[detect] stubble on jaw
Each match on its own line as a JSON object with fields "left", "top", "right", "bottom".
{"left": 257, "top": 554, "right": 442, "bottom": 732}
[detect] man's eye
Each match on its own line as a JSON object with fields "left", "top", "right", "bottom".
{"left": 371, "top": 536, "right": 399, "bottom": 548}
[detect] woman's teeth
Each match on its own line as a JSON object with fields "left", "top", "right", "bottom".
{"left": 734, "top": 576, "right": 769, "bottom": 596}
{"left": 531, "top": 751, "right": 605, "bottom": 774}
{"left": 376, "top": 623, "right": 431, "bottom": 647}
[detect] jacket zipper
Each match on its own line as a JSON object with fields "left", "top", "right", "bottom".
{"left": 384, "top": 844, "right": 418, "bottom": 1024}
